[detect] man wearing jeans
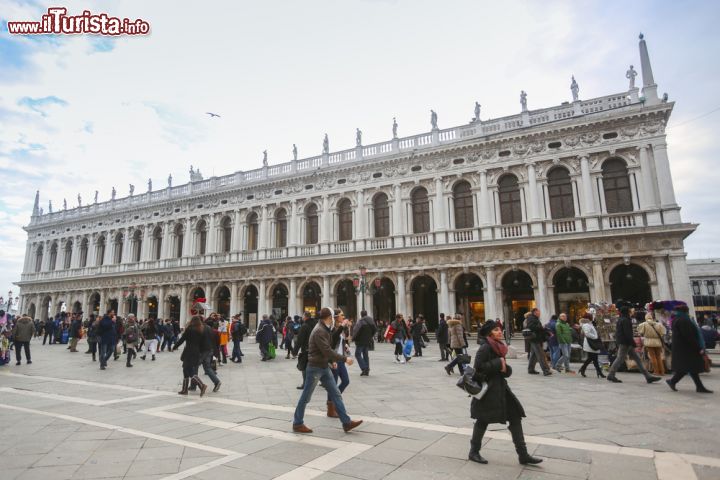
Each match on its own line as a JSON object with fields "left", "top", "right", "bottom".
{"left": 352, "top": 310, "right": 376, "bottom": 376}
{"left": 526, "top": 308, "right": 552, "bottom": 376}
{"left": 607, "top": 307, "right": 661, "bottom": 384}
{"left": 97, "top": 310, "right": 117, "bottom": 370}
{"left": 292, "top": 307, "right": 362, "bottom": 434}
{"left": 552, "top": 314, "right": 574, "bottom": 373}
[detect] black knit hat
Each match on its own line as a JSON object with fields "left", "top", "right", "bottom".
{"left": 479, "top": 320, "right": 501, "bottom": 337}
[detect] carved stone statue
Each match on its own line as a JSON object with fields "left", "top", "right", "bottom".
{"left": 626, "top": 65, "right": 637, "bottom": 89}
{"left": 262, "top": 150, "right": 268, "bottom": 166}
{"left": 662, "top": 92, "right": 668, "bottom": 103}
{"left": 77, "top": 194, "right": 82, "bottom": 207}
{"left": 323, "top": 134, "right": 329, "bottom": 154}
{"left": 129, "top": 184, "right": 135, "bottom": 196}
{"left": 392, "top": 117, "right": 398, "bottom": 138}
{"left": 430, "top": 110, "right": 438, "bottom": 130}
{"left": 147, "top": 178, "right": 152, "bottom": 192}
{"left": 94, "top": 190, "right": 98, "bottom": 203}
{"left": 111, "top": 187, "right": 116, "bottom": 200}
{"left": 474, "top": 102, "right": 481, "bottom": 122}
{"left": 356, "top": 128, "right": 362, "bottom": 146}
{"left": 520, "top": 91, "right": 528, "bottom": 112}
{"left": 570, "top": 76, "right": 579, "bottom": 102}
{"left": 48, "top": 200, "right": 52, "bottom": 213}
{"left": 168, "top": 174, "right": 172, "bottom": 187}
{"left": 189, "top": 165, "right": 194, "bottom": 176}
{"left": 39, "top": 207, "right": 43, "bottom": 215}
{"left": 63, "top": 198, "right": 67, "bottom": 210}
{"left": 292, "top": 144, "right": 298, "bottom": 161}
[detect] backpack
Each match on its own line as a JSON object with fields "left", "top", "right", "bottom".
{"left": 125, "top": 326, "right": 138, "bottom": 344}
{"left": 292, "top": 322, "right": 301, "bottom": 334}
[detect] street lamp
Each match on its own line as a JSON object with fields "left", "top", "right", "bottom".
{"left": 354, "top": 265, "right": 368, "bottom": 311}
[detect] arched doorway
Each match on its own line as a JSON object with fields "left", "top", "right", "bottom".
{"left": 168, "top": 296, "right": 180, "bottom": 321}
{"left": 108, "top": 298, "right": 119, "bottom": 314}
{"left": 89, "top": 292, "right": 100, "bottom": 316}
{"left": 553, "top": 267, "right": 590, "bottom": 322}
{"left": 146, "top": 295, "right": 158, "bottom": 319}
{"left": 455, "top": 273, "right": 484, "bottom": 331}
{"left": 243, "top": 285, "right": 259, "bottom": 330}
{"left": 610, "top": 263, "right": 651, "bottom": 306}
{"left": 28, "top": 303, "right": 37, "bottom": 319}
{"left": 372, "top": 277, "right": 396, "bottom": 324}
{"left": 336, "top": 280, "right": 357, "bottom": 320}
{"left": 502, "top": 270, "right": 535, "bottom": 333}
{"left": 215, "top": 286, "right": 231, "bottom": 317}
{"left": 189, "top": 287, "right": 206, "bottom": 315}
{"left": 72, "top": 301, "right": 82, "bottom": 314}
{"left": 411, "top": 275, "right": 438, "bottom": 331}
{"left": 302, "top": 281, "right": 321, "bottom": 317}
{"left": 271, "top": 283, "right": 289, "bottom": 320}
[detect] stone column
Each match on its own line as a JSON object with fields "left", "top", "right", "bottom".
{"left": 322, "top": 276, "right": 331, "bottom": 308}
{"left": 651, "top": 142, "right": 681, "bottom": 223}
{"left": 320, "top": 195, "right": 331, "bottom": 245}
{"left": 440, "top": 270, "right": 450, "bottom": 315}
{"left": 182, "top": 219, "right": 192, "bottom": 257}
{"left": 289, "top": 200, "right": 299, "bottom": 246}
{"left": 669, "top": 254, "right": 694, "bottom": 316}
{"left": 143, "top": 226, "right": 153, "bottom": 261}
{"left": 580, "top": 156, "right": 599, "bottom": 231}
{"left": 289, "top": 278, "right": 299, "bottom": 315}
{"left": 535, "top": 264, "right": 547, "bottom": 319}
{"left": 157, "top": 285, "right": 166, "bottom": 319}
{"left": 591, "top": 260, "right": 606, "bottom": 302}
{"left": 485, "top": 267, "right": 497, "bottom": 321}
{"left": 230, "top": 281, "right": 238, "bottom": 315}
{"left": 638, "top": 145, "right": 662, "bottom": 226}
{"left": 122, "top": 229, "right": 132, "bottom": 263}
{"left": 161, "top": 223, "right": 172, "bottom": 259}
{"left": 434, "top": 177, "right": 447, "bottom": 239}
{"left": 207, "top": 214, "right": 217, "bottom": 254}
{"left": 392, "top": 184, "right": 404, "bottom": 246}
{"left": 356, "top": 190, "right": 366, "bottom": 250}
{"left": 654, "top": 256, "right": 672, "bottom": 299}
{"left": 232, "top": 211, "right": 242, "bottom": 251}
{"left": 628, "top": 168, "right": 641, "bottom": 211}
{"left": 527, "top": 163, "right": 543, "bottom": 235}
{"left": 396, "top": 272, "right": 407, "bottom": 316}
{"left": 180, "top": 285, "right": 188, "bottom": 325}
{"left": 259, "top": 206, "right": 269, "bottom": 251}
{"left": 258, "top": 280, "right": 267, "bottom": 316}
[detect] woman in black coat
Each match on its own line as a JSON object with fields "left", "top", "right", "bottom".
{"left": 173, "top": 315, "right": 208, "bottom": 396}
{"left": 666, "top": 306, "right": 712, "bottom": 393}
{"left": 469, "top": 320, "right": 543, "bottom": 465}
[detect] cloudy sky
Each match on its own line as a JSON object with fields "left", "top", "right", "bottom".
{"left": 1, "top": 0, "right": 719, "bottom": 300}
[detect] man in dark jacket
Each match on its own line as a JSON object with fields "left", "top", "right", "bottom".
{"left": 68, "top": 315, "right": 82, "bottom": 352}
{"left": 666, "top": 306, "right": 712, "bottom": 393}
{"left": 352, "top": 310, "right": 376, "bottom": 376}
{"left": 292, "top": 307, "right": 362, "bottom": 434}
{"left": 607, "top": 306, "right": 661, "bottom": 384}
{"left": 12, "top": 315, "right": 35, "bottom": 365}
{"left": 436, "top": 313, "right": 449, "bottom": 361}
{"left": 256, "top": 314, "right": 277, "bottom": 361}
{"left": 43, "top": 316, "right": 55, "bottom": 345}
{"left": 97, "top": 311, "right": 116, "bottom": 370}
{"left": 230, "top": 314, "right": 247, "bottom": 363}
{"left": 526, "top": 308, "right": 551, "bottom": 376}
{"left": 293, "top": 312, "right": 317, "bottom": 389}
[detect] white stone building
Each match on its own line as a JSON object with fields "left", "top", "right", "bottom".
{"left": 687, "top": 259, "right": 720, "bottom": 317}
{"left": 16, "top": 35, "right": 696, "bottom": 332}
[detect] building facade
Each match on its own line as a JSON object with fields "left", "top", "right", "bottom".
{"left": 16, "top": 36, "right": 697, "bottom": 332}
{"left": 687, "top": 259, "right": 720, "bottom": 317}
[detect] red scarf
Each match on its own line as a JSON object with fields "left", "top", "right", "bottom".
{"left": 486, "top": 336, "right": 508, "bottom": 358}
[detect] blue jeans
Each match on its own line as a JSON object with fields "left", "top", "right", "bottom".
{"left": 329, "top": 361, "right": 350, "bottom": 401}
{"left": 294, "top": 366, "right": 351, "bottom": 426}
{"left": 231, "top": 339, "right": 242, "bottom": 362}
{"left": 549, "top": 344, "right": 560, "bottom": 366}
{"left": 99, "top": 342, "right": 114, "bottom": 367}
{"left": 355, "top": 346, "right": 369, "bottom": 372}
{"left": 554, "top": 343, "right": 571, "bottom": 371}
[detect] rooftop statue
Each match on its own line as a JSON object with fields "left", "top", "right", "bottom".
{"left": 392, "top": 117, "right": 398, "bottom": 138}
{"left": 626, "top": 65, "right": 637, "bottom": 90}
{"left": 292, "top": 144, "right": 298, "bottom": 161}
{"left": 520, "top": 90, "right": 528, "bottom": 112}
{"left": 570, "top": 76, "right": 579, "bottom": 102}
{"left": 430, "top": 110, "right": 438, "bottom": 130}
{"left": 356, "top": 128, "right": 362, "bottom": 146}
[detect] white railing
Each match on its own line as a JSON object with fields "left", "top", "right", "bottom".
{"left": 214, "top": 253, "right": 229, "bottom": 263}
{"left": 451, "top": 229, "right": 475, "bottom": 243}
{"left": 549, "top": 220, "right": 577, "bottom": 234}
{"left": 407, "top": 233, "right": 430, "bottom": 246}
{"left": 498, "top": 224, "right": 524, "bottom": 239}
{"left": 606, "top": 213, "right": 637, "bottom": 229}
{"left": 298, "top": 245, "right": 318, "bottom": 257}
{"left": 241, "top": 251, "right": 257, "bottom": 261}
{"left": 332, "top": 241, "right": 352, "bottom": 254}
{"left": 267, "top": 248, "right": 285, "bottom": 259}
{"left": 368, "top": 238, "right": 389, "bottom": 250}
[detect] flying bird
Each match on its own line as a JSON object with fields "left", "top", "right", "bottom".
{"left": 206, "top": 112, "right": 221, "bottom": 118}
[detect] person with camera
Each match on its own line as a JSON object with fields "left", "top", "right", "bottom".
{"left": 292, "top": 307, "right": 362, "bottom": 434}
{"left": 469, "top": 320, "right": 543, "bottom": 466}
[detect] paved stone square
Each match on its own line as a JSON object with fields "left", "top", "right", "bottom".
{"left": 1, "top": 338, "right": 718, "bottom": 480}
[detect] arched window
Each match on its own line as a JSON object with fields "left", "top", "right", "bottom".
{"left": 174, "top": 224, "right": 184, "bottom": 258}
{"left": 373, "top": 193, "right": 390, "bottom": 238}
{"left": 337, "top": 199, "right": 353, "bottom": 241}
{"left": 132, "top": 230, "right": 142, "bottom": 262}
{"left": 547, "top": 167, "right": 575, "bottom": 219}
{"left": 221, "top": 216, "right": 232, "bottom": 253}
{"left": 602, "top": 158, "right": 633, "bottom": 213}
{"left": 247, "top": 213, "right": 259, "bottom": 251}
{"left": 453, "top": 181, "right": 474, "bottom": 229}
{"left": 153, "top": 226, "right": 163, "bottom": 260}
{"left": 196, "top": 219, "right": 207, "bottom": 255}
{"left": 35, "top": 244, "right": 44, "bottom": 272}
{"left": 64, "top": 240, "right": 73, "bottom": 269}
{"left": 48, "top": 242, "right": 58, "bottom": 271}
{"left": 305, "top": 204, "right": 319, "bottom": 244}
{"left": 498, "top": 174, "right": 522, "bottom": 225}
{"left": 114, "top": 233, "right": 124, "bottom": 264}
{"left": 275, "top": 209, "right": 287, "bottom": 247}
{"left": 79, "top": 238, "right": 88, "bottom": 267}
{"left": 411, "top": 187, "right": 430, "bottom": 234}
{"left": 96, "top": 236, "right": 106, "bottom": 266}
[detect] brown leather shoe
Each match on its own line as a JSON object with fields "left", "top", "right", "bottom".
{"left": 326, "top": 401, "right": 339, "bottom": 418}
{"left": 342, "top": 420, "right": 363, "bottom": 432}
{"left": 292, "top": 424, "right": 313, "bottom": 433}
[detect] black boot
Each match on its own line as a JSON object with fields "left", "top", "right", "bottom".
{"left": 469, "top": 421, "right": 488, "bottom": 464}
{"left": 468, "top": 451, "right": 488, "bottom": 464}
{"left": 92, "top": 352, "right": 96, "bottom": 362}
{"left": 509, "top": 419, "right": 543, "bottom": 465}
{"left": 578, "top": 365, "right": 587, "bottom": 377}
{"left": 126, "top": 353, "right": 133, "bottom": 367}
{"left": 178, "top": 378, "right": 189, "bottom": 395}
{"left": 192, "top": 375, "right": 208, "bottom": 397}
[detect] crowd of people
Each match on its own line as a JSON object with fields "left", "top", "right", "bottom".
{"left": 1, "top": 301, "right": 717, "bottom": 467}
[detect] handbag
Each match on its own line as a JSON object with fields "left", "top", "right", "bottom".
{"left": 587, "top": 337, "right": 603, "bottom": 351}
{"left": 521, "top": 328, "right": 536, "bottom": 340}
{"left": 403, "top": 339, "right": 414, "bottom": 357}
{"left": 384, "top": 325, "right": 396, "bottom": 341}
{"left": 703, "top": 353, "right": 711, "bottom": 373}
{"left": 296, "top": 352, "right": 308, "bottom": 371}
{"left": 267, "top": 343, "right": 276, "bottom": 359}
{"left": 456, "top": 365, "right": 487, "bottom": 398}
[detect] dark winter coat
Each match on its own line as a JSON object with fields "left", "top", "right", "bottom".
{"left": 525, "top": 313, "right": 546, "bottom": 344}
{"left": 470, "top": 338, "right": 526, "bottom": 424}
{"left": 352, "top": 315, "right": 377, "bottom": 347}
{"left": 308, "top": 321, "right": 347, "bottom": 368}
{"left": 256, "top": 320, "right": 276, "bottom": 346}
{"left": 671, "top": 315, "right": 704, "bottom": 374}
{"left": 97, "top": 316, "right": 116, "bottom": 344}
{"left": 175, "top": 327, "right": 205, "bottom": 366}
{"left": 436, "top": 318, "right": 449, "bottom": 344}
{"left": 293, "top": 318, "right": 317, "bottom": 357}
{"left": 614, "top": 315, "right": 635, "bottom": 346}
